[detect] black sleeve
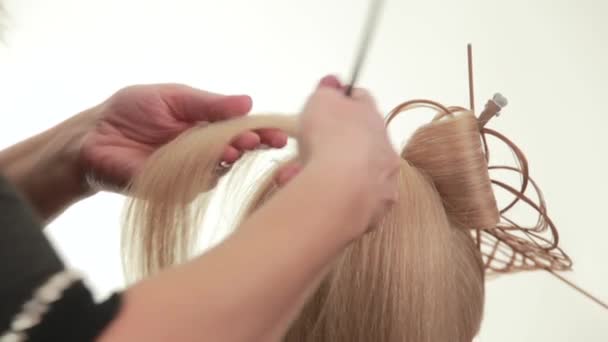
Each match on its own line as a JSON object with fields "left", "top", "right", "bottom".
{"left": 26, "top": 282, "right": 123, "bottom": 342}
{"left": 0, "top": 175, "right": 123, "bottom": 341}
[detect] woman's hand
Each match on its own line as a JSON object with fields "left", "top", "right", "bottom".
{"left": 277, "top": 76, "right": 400, "bottom": 236}
{"left": 0, "top": 83, "right": 287, "bottom": 221}
{"left": 81, "top": 84, "right": 287, "bottom": 191}
{"left": 98, "top": 77, "right": 401, "bottom": 342}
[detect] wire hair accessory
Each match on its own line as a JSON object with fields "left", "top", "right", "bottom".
{"left": 384, "top": 44, "right": 607, "bottom": 310}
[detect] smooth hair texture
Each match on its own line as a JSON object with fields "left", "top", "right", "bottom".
{"left": 121, "top": 108, "right": 496, "bottom": 341}
{"left": 259, "top": 159, "right": 485, "bottom": 342}
{"left": 121, "top": 115, "right": 297, "bottom": 281}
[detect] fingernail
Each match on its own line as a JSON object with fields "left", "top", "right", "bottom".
{"left": 317, "top": 75, "right": 342, "bottom": 89}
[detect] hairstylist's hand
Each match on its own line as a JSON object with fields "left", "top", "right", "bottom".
{"left": 80, "top": 84, "right": 287, "bottom": 191}
{"left": 277, "top": 76, "right": 400, "bottom": 232}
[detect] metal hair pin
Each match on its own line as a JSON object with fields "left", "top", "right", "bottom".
{"left": 344, "top": 0, "right": 386, "bottom": 96}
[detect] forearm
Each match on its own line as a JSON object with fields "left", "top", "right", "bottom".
{"left": 0, "top": 110, "right": 97, "bottom": 222}
{"left": 99, "top": 160, "right": 370, "bottom": 342}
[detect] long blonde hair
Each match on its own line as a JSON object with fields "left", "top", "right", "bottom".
{"left": 120, "top": 104, "right": 504, "bottom": 341}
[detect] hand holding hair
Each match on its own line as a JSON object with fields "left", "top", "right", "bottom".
{"left": 81, "top": 84, "right": 288, "bottom": 192}
{"left": 100, "top": 77, "right": 402, "bottom": 342}
{"left": 278, "top": 75, "right": 400, "bottom": 228}
{"left": 117, "top": 89, "right": 487, "bottom": 341}
{"left": 0, "top": 83, "right": 288, "bottom": 221}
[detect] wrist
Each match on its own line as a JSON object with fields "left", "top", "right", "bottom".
{"left": 0, "top": 107, "right": 100, "bottom": 221}
{"left": 54, "top": 107, "right": 100, "bottom": 191}
{"left": 46, "top": 108, "right": 101, "bottom": 201}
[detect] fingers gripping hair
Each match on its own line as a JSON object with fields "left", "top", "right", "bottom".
{"left": 121, "top": 114, "right": 297, "bottom": 282}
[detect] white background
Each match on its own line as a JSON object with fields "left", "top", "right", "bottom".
{"left": 1, "top": 0, "right": 607, "bottom": 340}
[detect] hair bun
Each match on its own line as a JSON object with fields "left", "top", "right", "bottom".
{"left": 401, "top": 111, "right": 500, "bottom": 230}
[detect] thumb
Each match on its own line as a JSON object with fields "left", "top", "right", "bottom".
{"left": 168, "top": 85, "right": 253, "bottom": 122}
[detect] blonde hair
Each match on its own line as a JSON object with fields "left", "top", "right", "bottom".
{"left": 121, "top": 95, "right": 608, "bottom": 339}
{"left": 280, "top": 158, "right": 485, "bottom": 341}
{"left": 120, "top": 106, "right": 500, "bottom": 341}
